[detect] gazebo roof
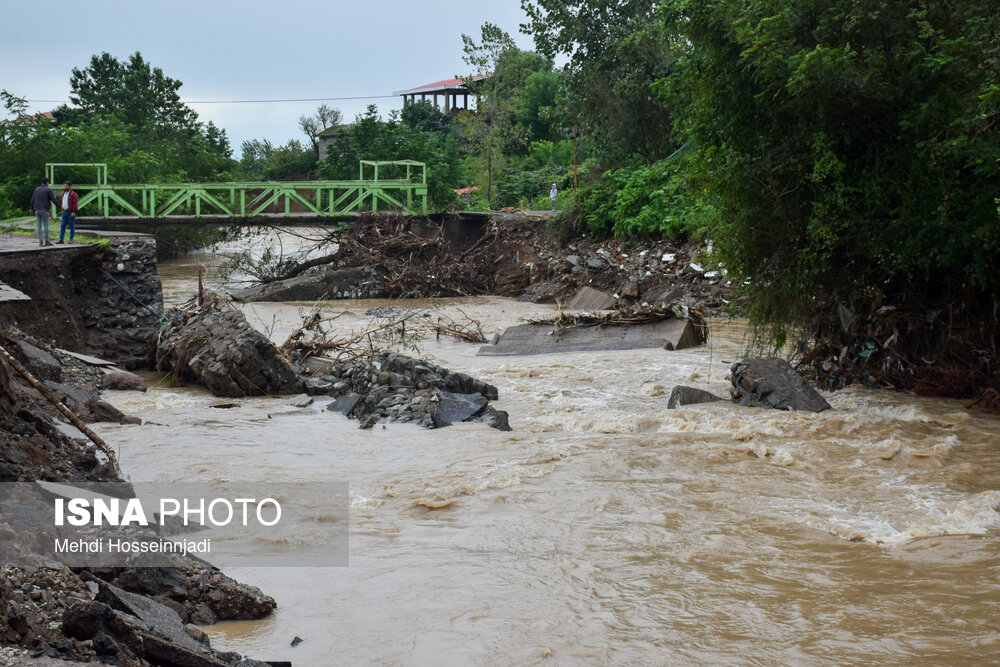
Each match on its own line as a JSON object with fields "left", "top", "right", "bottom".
{"left": 392, "top": 74, "right": 490, "bottom": 97}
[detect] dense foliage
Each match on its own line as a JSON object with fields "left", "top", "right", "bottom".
{"left": 0, "top": 52, "right": 233, "bottom": 218}
{"left": 459, "top": 24, "right": 565, "bottom": 202}
{"left": 235, "top": 138, "right": 316, "bottom": 181}
{"left": 519, "top": 2, "right": 693, "bottom": 239}
{"left": 517, "top": 1, "right": 1000, "bottom": 393}
{"left": 573, "top": 150, "right": 713, "bottom": 240}
{"left": 658, "top": 0, "right": 1000, "bottom": 337}
{"left": 521, "top": 0, "right": 677, "bottom": 164}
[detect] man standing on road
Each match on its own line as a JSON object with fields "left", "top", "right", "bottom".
{"left": 28, "top": 177, "right": 59, "bottom": 246}
{"left": 58, "top": 181, "right": 78, "bottom": 244}
{"left": 550, "top": 182, "right": 558, "bottom": 212}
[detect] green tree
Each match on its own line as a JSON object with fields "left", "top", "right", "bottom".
{"left": 660, "top": 0, "right": 1000, "bottom": 382}
{"left": 318, "top": 105, "right": 460, "bottom": 210}
{"left": 299, "top": 104, "right": 343, "bottom": 157}
{"left": 461, "top": 22, "right": 518, "bottom": 199}
{"left": 66, "top": 51, "right": 198, "bottom": 130}
{"left": 516, "top": 69, "right": 561, "bottom": 143}
{"left": 401, "top": 100, "right": 453, "bottom": 136}
{"left": 520, "top": 0, "right": 676, "bottom": 164}
{"left": 237, "top": 138, "right": 316, "bottom": 180}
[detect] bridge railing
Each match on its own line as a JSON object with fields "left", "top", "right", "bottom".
{"left": 46, "top": 161, "right": 428, "bottom": 219}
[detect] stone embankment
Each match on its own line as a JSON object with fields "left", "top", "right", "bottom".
{"left": 0, "top": 234, "right": 162, "bottom": 368}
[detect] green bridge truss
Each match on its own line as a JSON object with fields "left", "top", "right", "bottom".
{"left": 45, "top": 161, "right": 428, "bottom": 218}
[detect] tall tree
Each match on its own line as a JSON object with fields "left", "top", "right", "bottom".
{"left": 660, "top": 0, "right": 1000, "bottom": 387}
{"left": 461, "top": 22, "right": 517, "bottom": 198}
{"left": 520, "top": 0, "right": 676, "bottom": 164}
{"left": 299, "top": 104, "right": 343, "bottom": 156}
{"left": 67, "top": 52, "right": 198, "bottom": 130}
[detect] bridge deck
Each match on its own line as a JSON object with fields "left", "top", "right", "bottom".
{"left": 45, "top": 161, "right": 429, "bottom": 219}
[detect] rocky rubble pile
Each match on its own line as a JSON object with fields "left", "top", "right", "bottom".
{"left": 157, "top": 294, "right": 303, "bottom": 397}
{"left": 1, "top": 565, "right": 276, "bottom": 666}
{"left": 0, "top": 327, "right": 278, "bottom": 665}
{"left": 158, "top": 293, "right": 511, "bottom": 430}
{"left": 517, "top": 235, "right": 736, "bottom": 314}
{"left": 310, "top": 351, "right": 511, "bottom": 430}
{"left": 1, "top": 329, "right": 145, "bottom": 428}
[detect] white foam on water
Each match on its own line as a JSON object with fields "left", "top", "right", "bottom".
{"left": 797, "top": 485, "right": 1000, "bottom": 547}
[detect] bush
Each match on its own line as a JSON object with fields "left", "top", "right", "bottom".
{"left": 572, "top": 154, "right": 715, "bottom": 240}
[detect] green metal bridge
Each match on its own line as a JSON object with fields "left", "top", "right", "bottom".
{"left": 45, "top": 161, "right": 428, "bottom": 219}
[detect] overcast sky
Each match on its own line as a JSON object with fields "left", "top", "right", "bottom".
{"left": 0, "top": 0, "right": 536, "bottom": 156}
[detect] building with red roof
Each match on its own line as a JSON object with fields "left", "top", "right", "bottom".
{"left": 393, "top": 75, "right": 490, "bottom": 114}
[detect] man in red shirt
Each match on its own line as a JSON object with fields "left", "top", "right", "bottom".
{"left": 57, "top": 181, "right": 78, "bottom": 244}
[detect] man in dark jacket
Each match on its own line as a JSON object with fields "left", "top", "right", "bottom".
{"left": 57, "top": 181, "right": 79, "bottom": 244}
{"left": 28, "top": 177, "right": 59, "bottom": 246}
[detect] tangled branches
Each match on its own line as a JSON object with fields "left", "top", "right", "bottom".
{"left": 325, "top": 213, "right": 515, "bottom": 298}
{"left": 525, "top": 302, "right": 703, "bottom": 330}
{"left": 280, "top": 303, "right": 487, "bottom": 366}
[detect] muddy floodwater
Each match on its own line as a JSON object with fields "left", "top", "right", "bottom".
{"left": 97, "top": 237, "right": 1000, "bottom": 665}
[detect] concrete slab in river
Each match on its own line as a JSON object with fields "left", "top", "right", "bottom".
{"left": 477, "top": 318, "right": 704, "bottom": 356}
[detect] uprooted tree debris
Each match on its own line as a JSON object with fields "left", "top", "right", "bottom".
{"left": 525, "top": 302, "right": 704, "bottom": 329}
{"left": 281, "top": 305, "right": 486, "bottom": 364}
{"left": 226, "top": 212, "right": 737, "bottom": 312}
{"left": 798, "top": 294, "right": 1000, "bottom": 412}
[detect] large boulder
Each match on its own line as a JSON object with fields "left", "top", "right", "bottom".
{"left": 156, "top": 294, "right": 303, "bottom": 397}
{"left": 730, "top": 357, "right": 831, "bottom": 412}
{"left": 15, "top": 340, "right": 61, "bottom": 382}
{"left": 41, "top": 380, "right": 131, "bottom": 423}
{"left": 100, "top": 369, "right": 147, "bottom": 392}
{"left": 667, "top": 385, "right": 724, "bottom": 409}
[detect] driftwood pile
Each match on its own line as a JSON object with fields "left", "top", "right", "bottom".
{"left": 526, "top": 302, "right": 704, "bottom": 330}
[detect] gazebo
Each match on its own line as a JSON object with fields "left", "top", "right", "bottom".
{"left": 393, "top": 75, "right": 490, "bottom": 114}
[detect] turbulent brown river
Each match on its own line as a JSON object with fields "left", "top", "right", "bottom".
{"left": 96, "top": 233, "right": 1000, "bottom": 665}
